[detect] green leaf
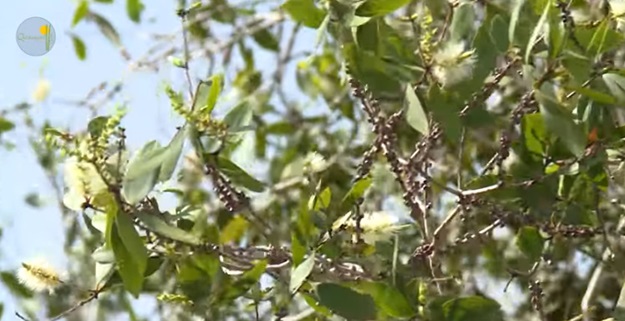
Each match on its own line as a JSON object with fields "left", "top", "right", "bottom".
{"left": 87, "top": 116, "right": 110, "bottom": 138}
{"left": 72, "top": 0, "right": 89, "bottom": 26}
{"left": 353, "top": 281, "right": 416, "bottom": 318}
{"left": 525, "top": 1, "right": 550, "bottom": 63}
{"left": 203, "top": 74, "right": 224, "bottom": 115}
{"left": 134, "top": 211, "right": 202, "bottom": 245}
{"left": 122, "top": 141, "right": 163, "bottom": 204}
{"left": 404, "top": 85, "right": 429, "bottom": 136}
{"left": 252, "top": 28, "right": 279, "bottom": 52}
{"left": 219, "top": 215, "right": 249, "bottom": 244}
{"left": 224, "top": 102, "right": 253, "bottom": 132}
{"left": 71, "top": 35, "right": 87, "bottom": 60}
{"left": 289, "top": 252, "right": 316, "bottom": 293}
{"left": 449, "top": 2, "right": 476, "bottom": 42}
{"left": 0, "top": 272, "right": 33, "bottom": 298}
{"left": 568, "top": 86, "right": 617, "bottom": 105}
{"left": 215, "top": 156, "right": 265, "bottom": 192}
{"left": 309, "top": 186, "right": 332, "bottom": 210}
{"left": 158, "top": 126, "right": 186, "bottom": 182}
{"left": 438, "top": 296, "right": 504, "bottom": 321}
{"left": 115, "top": 212, "right": 148, "bottom": 278}
{"left": 509, "top": 0, "right": 525, "bottom": 45}
{"left": 282, "top": 0, "right": 326, "bottom": 28}
{"left": 126, "top": 0, "right": 144, "bottom": 23}
{"left": 0, "top": 118, "right": 15, "bottom": 134}
{"left": 89, "top": 13, "right": 121, "bottom": 47}
{"left": 535, "top": 90, "right": 586, "bottom": 157}
{"left": 355, "top": 0, "right": 411, "bottom": 17}
{"left": 489, "top": 15, "right": 509, "bottom": 53}
{"left": 515, "top": 227, "right": 544, "bottom": 260}
{"left": 316, "top": 283, "right": 377, "bottom": 320}
{"left": 603, "top": 73, "right": 625, "bottom": 104}
{"left": 111, "top": 221, "right": 144, "bottom": 297}
{"left": 522, "top": 113, "right": 548, "bottom": 156}
{"left": 339, "top": 176, "right": 372, "bottom": 214}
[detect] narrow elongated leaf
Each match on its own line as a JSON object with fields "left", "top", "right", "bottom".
{"left": 134, "top": 211, "right": 202, "bottom": 245}
{"left": 525, "top": 1, "right": 550, "bottom": 63}
{"left": 203, "top": 73, "right": 224, "bottom": 115}
{"left": 355, "top": 0, "right": 411, "bottom": 17}
{"left": 115, "top": 212, "right": 148, "bottom": 280}
{"left": 215, "top": 156, "right": 265, "bottom": 192}
{"left": 404, "top": 85, "right": 429, "bottom": 135}
{"left": 89, "top": 13, "right": 121, "bottom": 47}
{"left": 158, "top": 126, "right": 186, "bottom": 182}
{"left": 122, "top": 141, "right": 164, "bottom": 204}
{"left": 72, "top": 0, "right": 89, "bottom": 27}
{"left": 339, "top": 176, "right": 372, "bottom": 214}
{"left": 290, "top": 252, "right": 316, "bottom": 293}
{"left": 449, "top": 2, "right": 475, "bottom": 42}
{"left": 71, "top": 35, "right": 87, "bottom": 60}
{"left": 509, "top": 0, "right": 525, "bottom": 45}
{"left": 316, "top": 283, "right": 377, "bottom": 320}
{"left": 603, "top": 73, "right": 625, "bottom": 103}
{"left": 111, "top": 224, "right": 143, "bottom": 297}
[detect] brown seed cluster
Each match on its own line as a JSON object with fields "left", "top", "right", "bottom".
{"left": 348, "top": 77, "right": 426, "bottom": 223}
{"left": 205, "top": 164, "right": 248, "bottom": 213}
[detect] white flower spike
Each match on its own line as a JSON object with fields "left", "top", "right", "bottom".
{"left": 431, "top": 41, "right": 477, "bottom": 88}
{"left": 331, "top": 211, "right": 410, "bottom": 245}
{"left": 17, "top": 258, "right": 65, "bottom": 294}
{"left": 63, "top": 156, "right": 108, "bottom": 211}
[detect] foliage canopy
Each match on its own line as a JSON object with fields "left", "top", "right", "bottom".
{"left": 5, "top": 0, "right": 625, "bottom": 321}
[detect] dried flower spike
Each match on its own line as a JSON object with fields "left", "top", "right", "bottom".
{"left": 17, "top": 258, "right": 65, "bottom": 294}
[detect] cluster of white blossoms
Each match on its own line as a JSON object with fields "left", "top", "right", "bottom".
{"left": 430, "top": 41, "right": 477, "bottom": 88}
{"left": 331, "top": 211, "right": 410, "bottom": 245}
{"left": 62, "top": 156, "right": 108, "bottom": 211}
{"left": 16, "top": 258, "right": 66, "bottom": 294}
{"left": 609, "top": 0, "right": 625, "bottom": 31}
{"left": 303, "top": 151, "right": 328, "bottom": 174}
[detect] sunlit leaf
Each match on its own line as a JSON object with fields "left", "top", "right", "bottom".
{"left": 355, "top": 0, "right": 411, "bottom": 17}
{"left": 404, "top": 85, "right": 429, "bottom": 136}
{"left": 72, "top": 0, "right": 89, "bottom": 27}
{"left": 289, "top": 252, "right": 315, "bottom": 293}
